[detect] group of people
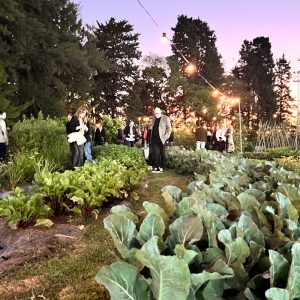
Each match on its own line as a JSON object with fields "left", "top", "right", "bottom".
{"left": 116, "top": 108, "right": 172, "bottom": 173}
{"left": 194, "top": 121, "right": 235, "bottom": 153}
{"left": 65, "top": 106, "right": 172, "bottom": 173}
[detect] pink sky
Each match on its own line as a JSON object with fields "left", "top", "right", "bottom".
{"left": 74, "top": 0, "right": 300, "bottom": 97}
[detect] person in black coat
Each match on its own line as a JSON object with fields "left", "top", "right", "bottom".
{"left": 124, "top": 120, "right": 136, "bottom": 147}
{"left": 94, "top": 120, "right": 106, "bottom": 146}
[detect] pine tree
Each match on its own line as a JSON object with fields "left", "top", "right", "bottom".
{"left": 274, "top": 55, "right": 292, "bottom": 122}
{"left": 234, "top": 37, "right": 276, "bottom": 123}
{"left": 171, "top": 15, "right": 224, "bottom": 86}
{"left": 91, "top": 18, "right": 141, "bottom": 117}
{"left": 0, "top": 0, "right": 93, "bottom": 117}
{"left": 137, "top": 55, "right": 169, "bottom": 115}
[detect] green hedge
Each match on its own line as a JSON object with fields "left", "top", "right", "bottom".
{"left": 9, "top": 113, "right": 70, "bottom": 170}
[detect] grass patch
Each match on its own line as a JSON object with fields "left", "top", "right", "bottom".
{"left": 0, "top": 169, "right": 190, "bottom": 299}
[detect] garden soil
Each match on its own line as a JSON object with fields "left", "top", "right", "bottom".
{"left": 0, "top": 219, "right": 83, "bottom": 274}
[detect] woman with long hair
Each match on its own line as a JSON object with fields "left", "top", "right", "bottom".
{"left": 68, "top": 107, "right": 87, "bottom": 167}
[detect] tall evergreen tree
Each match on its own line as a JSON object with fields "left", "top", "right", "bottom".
{"left": 91, "top": 18, "right": 141, "bottom": 117}
{"left": 0, "top": 0, "right": 93, "bottom": 117}
{"left": 138, "top": 55, "right": 169, "bottom": 115}
{"left": 274, "top": 55, "right": 292, "bottom": 122}
{"left": 234, "top": 37, "right": 276, "bottom": 123}
{"left": 171, "top": 15, "right": 224, "bottom": 86}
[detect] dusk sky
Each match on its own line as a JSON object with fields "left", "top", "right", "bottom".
{"left": 74, "top": 0, "right": 300, "bottom": 97}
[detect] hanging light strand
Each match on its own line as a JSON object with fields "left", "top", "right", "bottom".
{"left": 135, "top": 0, "right": 221, "bottom": 92}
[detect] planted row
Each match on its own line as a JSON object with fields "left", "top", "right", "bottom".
{"left": 0, "top": 145, "right": 147, "bottom": 227}
{"left": 97, "top": 150, "right": 300, "bottom": 299}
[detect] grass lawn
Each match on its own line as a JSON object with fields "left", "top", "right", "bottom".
{"left": 0, "top": 169, "right": 191, "bottom": 300}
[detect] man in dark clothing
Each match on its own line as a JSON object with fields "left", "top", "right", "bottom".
{"left": 150, "top": 107, "right": 171, "bottom": 173}
{"left": 195, "top": 121, "right": 207, "bottom": 150}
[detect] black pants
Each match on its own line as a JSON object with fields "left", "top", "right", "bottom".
{"left": 151, "top": 138, "right": 165, "bottom": 169}
{"left": 125, "top": 140, "right": 135, "bottom": 147}
{"left": 0, "top": 143, "right": 7, "bottom": 161}
{"left": 70, "top": 142, "right": 84, "bottom": 167}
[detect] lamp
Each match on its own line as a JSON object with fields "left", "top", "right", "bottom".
{"left": 161, "top": 32, "right": 168, "bottom": 43}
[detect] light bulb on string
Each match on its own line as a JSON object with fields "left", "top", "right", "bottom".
{"left": 161, "top": 32, "right": 168, "bottom": 43}
{"left": 211, "top": 90, "right": 219, "bottom": 97}
{"left": 185, "top": 63, "right": 197, "bottom": 75}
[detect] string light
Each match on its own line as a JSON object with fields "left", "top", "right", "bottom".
{"left": 135, "top": 0, "right": 244, "bottom": 154}
{"left": 185, "top": 63, "right": 197, "bottom": 75}
{"left": 161, "top": 32, "right": 168, "bottom": 43}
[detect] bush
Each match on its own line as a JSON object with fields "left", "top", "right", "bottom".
{"left": 173, "top": 128, "right": 195, "bottom": 149}
{"left": 244, "top": 147, "right": 297, "bottom": 160}
{"left": 102, "top": 116, "right": 122, "bottom": 144}
{"left": 9, "top": 113, "right": 70, "bottom": 170}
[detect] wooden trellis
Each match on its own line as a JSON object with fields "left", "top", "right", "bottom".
{"left": 254, "top": 121, "right": 296, "bottom": 152}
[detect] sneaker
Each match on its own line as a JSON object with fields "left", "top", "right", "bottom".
{"left": 151, "top": 168, "right": 161, "bottom": 173}
{"left": 159, "top": 167, "right": 164, "bottom": 172}
{"left": 148, "top": 165, "right": 153, "bottom": 171}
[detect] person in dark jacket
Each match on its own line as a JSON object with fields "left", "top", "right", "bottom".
{"left": 66, "top": 113, "right": 73, "bottom": 135}
{"left": 124, "top": 120, "right": 136, "bottom": 147}
{"left": 195, "top": 121, "right": 207, "bottom": 150}
{"left": 94, "top": 120, "right": 105, "bottom": 146}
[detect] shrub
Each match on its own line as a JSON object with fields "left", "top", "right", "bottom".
{"left": 173, "top": 128, "right": 195, "bottom": 149}
{"left": 102, "top": 116, "right": 122, "bottom": 144}
{"left": 244, "top": 147, "right": 297, "bottom": 160}
{"left": 9, "top": 113, "right": 70, "bottom": 170}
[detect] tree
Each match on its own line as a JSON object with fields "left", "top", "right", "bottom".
{"left": 171, "top": 15, "right": 224, "bottom": 87}
{"left": 0, "top": 0, "right": 93, "bottom": 117}
{"left": 234, "top": 37, "right": 276, "bottom": 123}
{"left": 91, "top": 18, "right": 141, "bottom": 117}
{"left": 274, "top": 55, "right": 293, "bottom": 122}
{"left": 221, "top": 75, "right": 254, "bottom": 125}
{"left": 137, "top": 55, "right": 169, "bottom": 116}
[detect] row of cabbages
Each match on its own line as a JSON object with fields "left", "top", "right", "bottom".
{"left": 97, "top": 149, "right": 300, "bottom": 300}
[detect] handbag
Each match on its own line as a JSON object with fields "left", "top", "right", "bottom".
{"left": 143, "top": 144, "right": 149, "bottom": 160}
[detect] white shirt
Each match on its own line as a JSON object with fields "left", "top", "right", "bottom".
{"left": 0, "top": 118, "right": 8, "bottom": 143}
{"left": 126, "top": 127, "right": 135, "bottom": 142}
{"left": 216, "top": 128, "right": 227, "bottom": 142}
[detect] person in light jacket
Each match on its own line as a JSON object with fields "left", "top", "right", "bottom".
{"left": 149, "top": 107, "right": 171, "bottom": 173}
{"left": 0, "top": 111, "right": 8, "bottom": 161}
{"left": 68, "top": 107, "right": 87, "bottom": 168}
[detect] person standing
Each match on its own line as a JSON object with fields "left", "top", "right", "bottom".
{"left": 195, "top": 121, "right": 207, "bottom": 150}
{"left": 124, "top": 120, "right": 136, "bottom": 147}
{"left": 94, "top": 120, "right": 105, "bottom": 146}
{"left": 226, "top": 124, "right": 235, "bottom": 153}
{"left": 0, "top": 111, "right": 8, "bottom": 161}
{"left": 68, "top": 107, "right": 87, "bottom": 168}
{"left": 117, "top": 124, "right": 125, "bottom": 145}
{"left": 83, "top": 113, "right": 93, "bottom": 163}
{"left": 150, "top": 107, "right": 171, "bottom": 173}
{"left": 216, "top": 123, "right": 227, "bottom": 152}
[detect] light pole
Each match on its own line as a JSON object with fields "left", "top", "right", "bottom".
{"left": 238, "top": 98, "right": 243, "bottom": 155}
{"left": 295, "top": 70, "right": 300, "bottom": 150}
